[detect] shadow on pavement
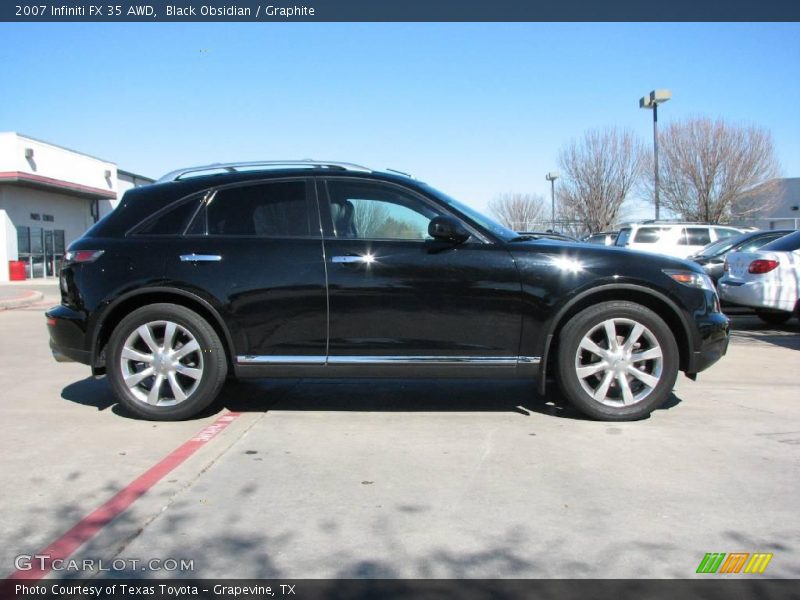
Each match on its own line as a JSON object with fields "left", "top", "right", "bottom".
{"left": 728, "top": 315, "right": 800, "bottom": 352}
{"left": 61, "top": 376, "right": 683, "bottom": 422}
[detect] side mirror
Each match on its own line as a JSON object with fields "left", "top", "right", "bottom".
{"left": 428, "top": 216, "right": 470, "bottom": 244}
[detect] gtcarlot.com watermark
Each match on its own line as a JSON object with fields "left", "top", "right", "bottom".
{"left": 14, "top": 554, "right": 194, "bottom": 573}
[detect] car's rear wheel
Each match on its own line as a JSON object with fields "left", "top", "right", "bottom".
{"left": 556, "top": 301, "right": 679, "bottom": 421}
{"left": 755, "top": 309, "right": 792, "bottom": 326}
{"left": 107, "top": 303, "right": 227, "bottom": 420}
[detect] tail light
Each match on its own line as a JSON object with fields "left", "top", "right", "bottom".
{"left": 748, "top": 259, "right": 779, "bottom": 274}
{"left": 64, "top": 250, "right": 104, "bottom": 263}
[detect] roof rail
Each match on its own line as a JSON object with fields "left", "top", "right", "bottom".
{"left": 636, "top": 219, "right": 712, "bottom": 225}
{"left": 155, "top": 160, "right": 372, "bottom": 183}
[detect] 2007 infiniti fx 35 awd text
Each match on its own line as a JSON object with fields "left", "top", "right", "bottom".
{"left": 46, "top": 160, "right": 729, "bottom": 421}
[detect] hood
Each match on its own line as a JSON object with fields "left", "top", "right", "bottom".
{"left": 507, "top": 238, "right": 704, "bottom": 274}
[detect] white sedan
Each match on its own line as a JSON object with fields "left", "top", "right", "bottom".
{"left": 718, "top": 230, "right": 800, "bottom": 325}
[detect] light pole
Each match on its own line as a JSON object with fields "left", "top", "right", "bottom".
{"left": 545, "top": 171, "right": 559, "bottom": 230}
{"left": 639, "top": 89, "right": 671, "bottom": 220}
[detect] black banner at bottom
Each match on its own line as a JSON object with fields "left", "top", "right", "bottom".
{"left": 3, "top": 579, "right": 800, "bottom": 600}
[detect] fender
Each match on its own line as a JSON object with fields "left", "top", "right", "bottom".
{"left": 536, "top": 282, "right": 694, "bottom": 395}
{"left": 89, "top": 285, "right": 236, "bottom": 371}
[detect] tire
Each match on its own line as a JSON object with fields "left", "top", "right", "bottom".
{"left": 755, "top": 309, "right": 792, "bottom": 326}
{"left": 556, "top": 301, "right": 679, "bottom": 421}
{"left": 107, "top": 303, "right": 228, "bottom": 420}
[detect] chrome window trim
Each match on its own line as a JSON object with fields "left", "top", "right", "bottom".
{"left": 237, "top": 355, "right": 540, "bottom": 366}
{"left": 237, "top": 355, "right": 326, "bottom": 365}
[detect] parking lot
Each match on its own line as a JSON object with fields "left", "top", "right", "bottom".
{"left": 1, "top": 289, "right": 798, "bottom": 580}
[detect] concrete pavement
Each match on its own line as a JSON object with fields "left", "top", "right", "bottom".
{"left": 0, "top": 280, "right": 58, "bottom": 310}
{"left": 0, "top": 303, "right": 798, "bottom": 580}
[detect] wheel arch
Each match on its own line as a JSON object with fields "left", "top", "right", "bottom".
{"left": 538, "top": 284, "right": 693, "bottom": 395}
{"left": 90, "top": 287, "right": 235, "bottom": 376}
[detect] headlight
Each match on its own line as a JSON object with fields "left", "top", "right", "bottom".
{"left": 663, "top": 269, "right": 715, "bottom": 291}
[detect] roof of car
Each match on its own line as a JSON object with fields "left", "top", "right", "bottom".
{"left": 144, "top": 166, "right": 420, "bottom": 198}
{"left": 619, "top": 221, "right": 738, "bottom": 228}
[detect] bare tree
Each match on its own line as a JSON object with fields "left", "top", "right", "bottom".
{"left": 351, "top": 200, "right": 390, "bottom": 238}
{"left": 555, "top": 203, "right": 590, "bottom": 238}
{"left": 557, "top": 128, "right": 645, "bottom": 233}
{"left": 488, "top": 193, "right": 548, "bottom": 231}
{"left": 645, "top": 117, "right": 781, "bottom": 223}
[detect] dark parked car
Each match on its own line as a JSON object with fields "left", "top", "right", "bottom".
{"left": 688, "top": 229, "right": 793, "bottom": 285}
{"left": 582, "top": 231, "right": 618, "bottom": 246}
{"left": 47, "top": 161, "right": 729, "bottom": 422}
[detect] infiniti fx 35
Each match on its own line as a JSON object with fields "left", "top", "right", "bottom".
{"left": 47, "top": 161, "right": 729, "bottom": 421}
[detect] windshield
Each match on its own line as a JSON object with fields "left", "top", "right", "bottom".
{"left": 694, "top": 235, "right": 745, "bottom": 258}
{"left": 421, "top": 184, "right": 519, "bottom": 241}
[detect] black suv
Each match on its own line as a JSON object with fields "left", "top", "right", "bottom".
{"left": 47, "top": 161, "right": 729, "bottom": 422}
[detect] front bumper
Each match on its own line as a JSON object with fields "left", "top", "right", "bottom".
{"left": 688, "top": 311, "right": 729, "bottom": 375}
{"left": 46, "top": 305, "right": 91, "bottom": 365}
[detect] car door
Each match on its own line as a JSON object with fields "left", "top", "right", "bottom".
{"left": 164, "top": 177, "right": 328, "bottom": 361}
{"left": 319, "top": 178, "right": 524, "bottom": 366}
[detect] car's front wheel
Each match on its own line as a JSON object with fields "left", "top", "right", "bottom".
{"left": 556, "top": 301, "right": 679, "bottom": 421}
{"left": 107, "top": 303, "right": 228, "bottom": 420}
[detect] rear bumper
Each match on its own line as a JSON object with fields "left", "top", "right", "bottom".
{"left": 688, "top": 311, "right": 729, "bottom": 375}
{"left": 719, "top": 280, "right": 796, "bottom": 313}
{"left": 46, "top": 305, "right": 91, "bottom": 366}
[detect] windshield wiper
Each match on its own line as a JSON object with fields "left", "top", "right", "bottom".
{"left": 508, "top": 234, "right": 539, "bottom": 242}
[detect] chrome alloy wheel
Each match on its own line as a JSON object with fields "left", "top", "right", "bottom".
{"left": 119, "top": 320, "right": 204, "bottom": 407}
{"left": 574, "top": 318, "right": 664, "bottom": 407}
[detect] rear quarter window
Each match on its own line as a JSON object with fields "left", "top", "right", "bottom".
{"left": 133, "top": 196, "right": 203, "bottom": 236}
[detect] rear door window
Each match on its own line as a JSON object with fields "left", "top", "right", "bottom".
{"left": 633, "top": 227, "right": 671, "bottom": 243}
{"left": 682, "top": 228, "right": 711, "bottom": 246}
{"left": 206, "top": 180, "right": 318, "bottom": 237}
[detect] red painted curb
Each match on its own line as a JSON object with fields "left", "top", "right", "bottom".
{"left": 5, "top": 412, "right": 242, "bottom": 581}
{"left": 0, "top": 290, "right": 44, "bottom": 310}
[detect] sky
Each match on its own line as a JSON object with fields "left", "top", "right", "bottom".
{"left": 1, "top": 22, "right": 798, "bottom": 219}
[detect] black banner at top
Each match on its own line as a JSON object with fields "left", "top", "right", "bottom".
{"left": 2, "top": 0, "right": 800, "bottom": 22}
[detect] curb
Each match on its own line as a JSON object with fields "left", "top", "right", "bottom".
{"left": 0, "top": 290, "right": 45, "bottom": 310}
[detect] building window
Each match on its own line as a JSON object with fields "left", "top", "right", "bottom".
{"left": 16, "top": 225, "right": 65, "bottom": 279}
{"left": 42, "top": 214, "right": 54, "bottom": 222}
{"left": 30, "top": 213, "right": 41, "bottom": 221}
{"left": 17, "top": 226, "right": 30, "bottom": 254}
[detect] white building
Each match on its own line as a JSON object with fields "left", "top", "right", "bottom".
{"left": 731, "top": 178, "right": 800, "bottom": 231}
{"left": 0, "top": 132, "right": 153, "bottom": 282}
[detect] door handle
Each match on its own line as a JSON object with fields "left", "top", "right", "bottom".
{"left": 180, "top": 254, "right": 222, "bottom": 262}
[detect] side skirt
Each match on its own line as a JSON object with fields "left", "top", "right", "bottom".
{"left": 233, "top": 355, "right": 541, "bottom": 379}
